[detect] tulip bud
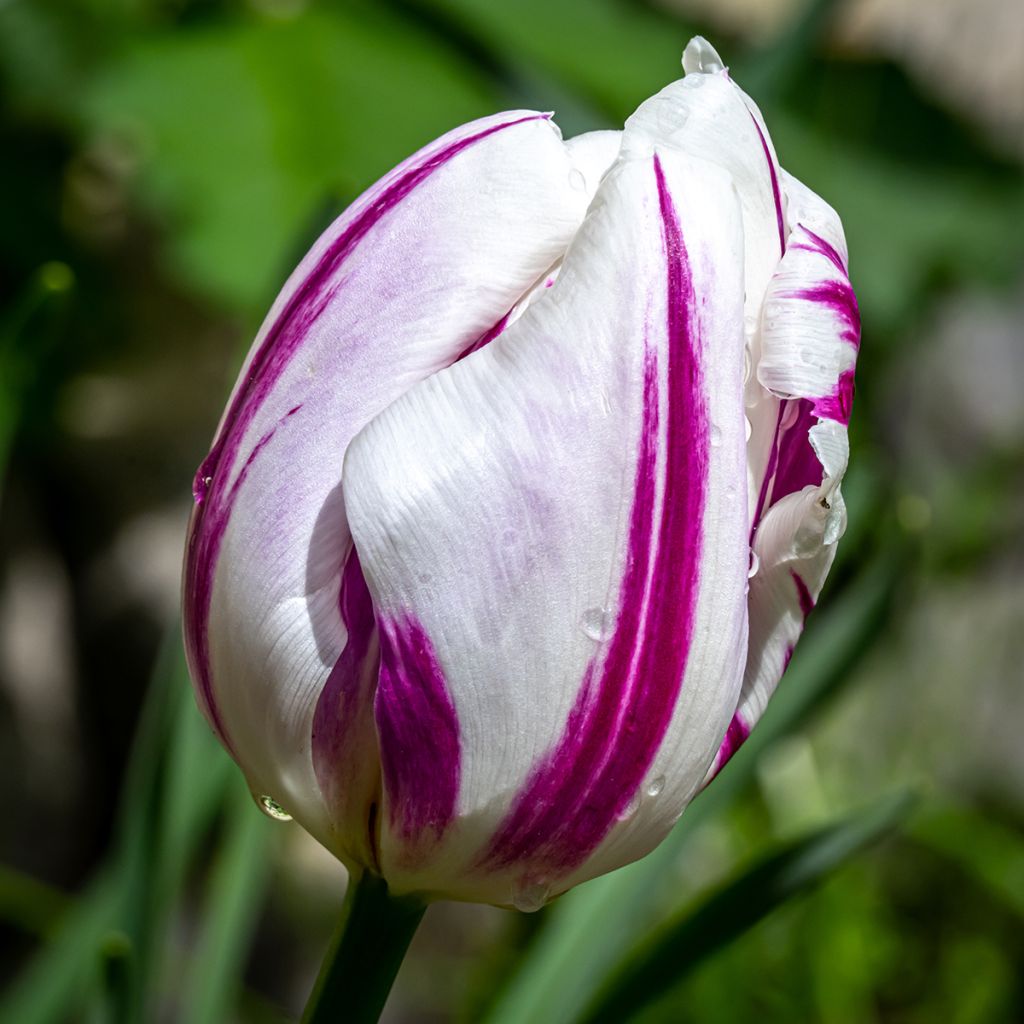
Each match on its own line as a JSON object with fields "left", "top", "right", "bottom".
{"left": 182, "top": 37, "right": 858, "bottom": 908}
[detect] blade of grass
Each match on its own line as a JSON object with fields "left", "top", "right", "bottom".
{"left": 483, "top": 552, "right": 902, "bottom": 1024}
{"left": 578, "top": 790, "right": 916, "bottom": 1024}
{"left": 0, "top": 635, "right": 233, "bottom": 1024}
{"left": 180, "top": 777, "right": 276, "bottom": 1024}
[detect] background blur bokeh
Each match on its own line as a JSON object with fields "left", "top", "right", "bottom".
{"left": 1, "top": 0, "right": 1023, "bottom": 1021}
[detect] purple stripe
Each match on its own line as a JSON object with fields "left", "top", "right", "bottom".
{"left": 456, "top": 309, "right": 512, "bottom": 360}
{"left": 787, "top": 280, "right": 860, "bottom": 348}
{"left": 715, "top": 712, "right": 749, "bottom": 770}
{"left": 375, "top": 615, "right": 460, "bottom": 846}
{"left": 791, "top": 570, "right": 815, "bottom": 620}
{"left": 311, "top": 548, "right": 379, "bottom": 834}
{"left": 479, "top": 154, "right": 710, "bottom": 876}
{"left": 791, "top": 226, "right": 847, "bottom": 274}
{"left": 182, "top": 113, "right": 547, "bottom": 744}
{"left": 812, "top": 367, "right": 855, "bottom": 425}
{"left": 750, "top": 114, "right": 785, "bottom": 257}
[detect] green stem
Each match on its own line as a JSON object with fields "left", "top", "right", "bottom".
{"left": 301, "top": 871, "right": 426, "bottom": 1024}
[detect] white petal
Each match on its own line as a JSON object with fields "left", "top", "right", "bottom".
{"left": 565, "top": 129, "right": 622, "bottom": 193}
{"left": 708, "top": 177, "right": 858, "bottom": 777}
{"left": 182, "top": 111, "right": 598, "bottom": 864}
{"left": 344, "top": 148, "right": 749, "bottom": 903}
{"left": 619, "top": 46, "right": 795, "bottom": 536}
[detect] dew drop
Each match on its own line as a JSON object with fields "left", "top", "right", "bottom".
{"left": 744, "top": 416, "right": 752, "bottom": 442}
{"left": 710, "top": 425, "right": 722, "bottom": 448}
{"left": 512, "top": 877, "right": 549, "bottom": 913}
{"left": 568, "top": 168, "right": 587, "bottom": 192}
{"left": 748, "top": 551, "right": 761, "bottom": 578}
{"left": 580, "top": 606, "right": 612, "bottom": 642}
{"left": 646, "top": 775, "right": 665, "bottom": 798}
{"left": 193, "top": 475, "right": 212, "bottom": 505}
{"left": 257, "top": 795, "right": 293, "bottom": 821}
{"left": 655, "top": 96, "right": 691, "bottom": 136}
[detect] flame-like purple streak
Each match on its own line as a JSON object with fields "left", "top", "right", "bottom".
{"left": 787, "top": 280, "right": 861, "bottom": 349}
{"left": 375, "top": 616, "right": 460, "bottom": 849}
{"left": 790, "top": 226, "right": 847, "bottom": 275}
{"left": 791, "top": 569, "right": 815, "bottom": 620}
{"left": 311, "top": 549, "right": 378, "bottom": 825}
{"left": 182, "top": 114, "right": 549, "bottom": 745}
{"left": 714, "top": 713, "right": 750, "bottom": 772}
{"left": 479, "top": 154, "right": 710, "bottom": 877}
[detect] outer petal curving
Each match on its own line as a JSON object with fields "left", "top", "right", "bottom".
{"left": 343, "top": 147, "right": 750, "bottom": 905}
{"left": 182, "top": 111, "right": 601, "bottom": 866}
{"left": 708, "top": 171, "right": 859, "bottom": 778}
{"left": 626, "top": 38, "right": 794, "bottom": 531}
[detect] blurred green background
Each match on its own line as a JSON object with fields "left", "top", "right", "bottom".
{"left": 1, "top": 0, "right": 1022, "bottom": 1021}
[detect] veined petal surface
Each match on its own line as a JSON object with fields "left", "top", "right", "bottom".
{"left": 344, "top": 147, "right": 750, "bottom": 904}
{"left": 182, "top": 111, "right": 601, "bottom": 864}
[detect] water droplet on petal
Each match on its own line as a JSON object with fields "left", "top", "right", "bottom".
{"left": 580, "top": 607, "right": 613, "bottom": 642}
{"left": 744, "top": 416, "right": 753, "bottom": 442}
{"left": 257, "top": 795, "right": 293, "bottom": 821}
{"left": 748, "top": 551, "right": 761, "bottom": 578}
{"left": 710, "top": 425, "right": 722, "bottom": 448}
{"left": 193, "top": 449, "right": 221, "bottom": 505}
{"left": 512, "top": 877, "right": 549, "bottom": 913}
{"left": 568, "top": 168, "right": 587, "bottom": 192}
{"left": 646, "top": 775, "right": 665, "bottom": 797}
{"left": 193, "top": 475, "right": 212, "bottom": 505}
{"left": 682, "top": 36, "right": 726, "bottom": 76}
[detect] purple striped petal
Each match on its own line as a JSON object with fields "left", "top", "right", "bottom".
{"left": 376, "top": 615, "right": 460, "bottom": 855}
{"left": 477, "top": 155, "right": 710, "bottom": 875}
{"left": 718, "top": 172, "right": 858, "bottom": 767}
{"left": 343, "top": 147, "right": 749, "bottom": 903}
{"left": 310, "top": 549, "right": 380, "bottom": 868}
{"left": 182, "top": 110, "right": 603, "bottom": 854}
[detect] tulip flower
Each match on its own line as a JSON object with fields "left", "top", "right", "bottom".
{"left": 183, "top": 34, "right": 858, "bottom": 1018}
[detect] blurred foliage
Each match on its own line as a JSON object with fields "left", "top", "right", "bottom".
{"left": 1, "top": 0, "right": 1022, "bottom": 1022}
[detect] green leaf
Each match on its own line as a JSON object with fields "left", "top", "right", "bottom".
{"left": 579, "top": 790, "right": 916, "bottom": 1024}
{"left": 482, "top": 553, "right": 902, "bottom": 1024}
{"left": 83, "top": 6, "right": 498, "bottom": 315}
